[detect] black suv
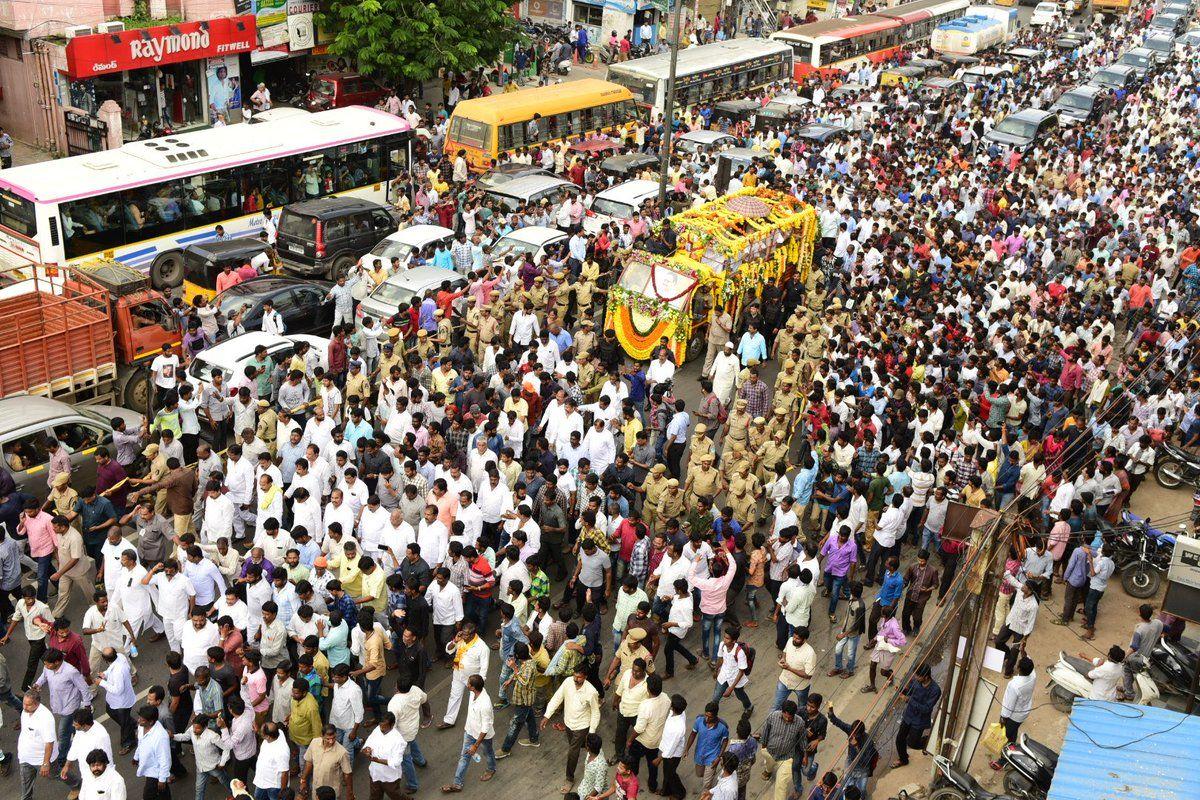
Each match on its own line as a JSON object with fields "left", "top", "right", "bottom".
{"left": 276, "top": 197, "right": 397, "bottom": 279}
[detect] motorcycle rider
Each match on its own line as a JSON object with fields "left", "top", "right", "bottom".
{"left": 1120, "top": 603, "right": 1163, "bottom": 701}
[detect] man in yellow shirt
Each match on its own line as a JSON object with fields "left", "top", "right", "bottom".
{"left": 356, "top": 556, "right": 388, "bottom": 612}
{"left": 330, "top": 540, "right": 363, "bottom": 595}
{"left": 287, "top": 681, "right": 323, "bottom": 755}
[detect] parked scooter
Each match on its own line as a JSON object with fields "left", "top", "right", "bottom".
{"left": 930, "top": 754, "right": 1015, "bottom": 800}
{"left": 1149, "top": 636, "right": 1198, "bottom": 698}
{"left": 998, "top": 733, "right": 1058, "bottom": 800}
{"left": 1045, "top": 650, "right": 1160, "bottom": 712}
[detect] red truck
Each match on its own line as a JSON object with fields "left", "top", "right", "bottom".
{"left": 0, "top": 261, "right": 181, "bottom": 413}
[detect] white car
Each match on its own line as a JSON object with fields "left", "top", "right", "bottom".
{"left": 584, "top": 179, "right": 660, "bottom": 235}
{"left": 356, "top": 265, "right": 467, "bottom": 327}
{"left": 491, "top": 226, "right": 569, "bottom": 265}
{"left": 675, "top": 130, "right": 738, "bottom": 155}
{"left": 360, "top": 224, "right": 455, "bottom": 273}
{"left": 184, "top": 332, "right": 330, "bottom": 396}
{"left": 1030, "top": 2, "right": 1062, "bottom": 26}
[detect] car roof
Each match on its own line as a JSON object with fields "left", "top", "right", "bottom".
{"left": 1124, "top": 47, "right": 1156, "bottom": 56}
{"left": 601, "top": 153, "right": 657, "bottom": 168}
{"left": 498, "top": 225, "right": 568, "bottom": 246}
{"left": 383, "top": 224, "right": 456, "bottom": 248}
{"left": 1004, "top": 47, "right": 1042, "bottom": 57}
{"left": 0, "top": 396, "right": 97, "bottom": 431}
{"left": 1010, "top": 108, "right": 1056, "bottom": 122}
{"left": 924, "top": 77, "right": 964, "bottom": 88}
{"left": 1098, "top": 63, "right": 1137, "bottom": 74}
{"left": 595, "top": 180, "right": 661, "bottom": 203}
{"left": 1061, "top": 84, "right": 1104, "bottom": 97}
{"left": 375, "top": 265, "right": 462, "bottom": 293}
{"left": 192, "top": 332, "right": 298, "bottom": 369}
{"left": 217, "top": 276, "right": 326, "bottom": 298}
{"left": 485, "top": 174, "right": 574, "bottom": 198}
{"left": 679, "top": 130, "right": 736, "bottom": 143}
{"left": 283, "top": 197, "right": 384, "bottom": 218}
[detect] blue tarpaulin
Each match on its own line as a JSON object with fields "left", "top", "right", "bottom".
{"left": 1046, "top": 701, "right": 1200, "bottom": 800}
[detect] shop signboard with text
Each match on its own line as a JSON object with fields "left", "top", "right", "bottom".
{"left": 65, "top": 16, "right": 258, "bottom": 79}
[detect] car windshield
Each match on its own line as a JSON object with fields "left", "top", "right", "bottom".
{"left": 217, "top": 291, "right": 257, "bottom": 320}
{"left": 994, "top": 118, "right": 1038, "bottom": 137}
{"left": 369, "top": 239, "right": 418, "bottom": 262}
{"left": 485, "top": 192, "right": 523, "bottom": 212}
{"left": 188, "top": 354, "right": 229, "bottom": 383}
{"left": 370, "top": 282, "right": 418, "bottom": 306}
{"left": 591, "top": 198, "right": 636, "bottom": 219}
{"left": 492, "top": 238, "right": 542, "bottom": 260}
{"left": 313, "top": 79, "right": 337, "bottom": 98}
{"left": 1036, "top": 3, "right": 1057, "bottom": 11}
{"left": 1055, "top": 92, "right": 1091, "bottom": 110}
{"left": 1144, "top": 38, "right": 1172, "bottom": 50}
{"left": 1121, "top": 52, "right": 1150, "bottom": 67}
{"left": 1093, "top": 70, "right": 1123, "bottom": 87}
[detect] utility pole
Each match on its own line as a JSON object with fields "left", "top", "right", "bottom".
{"left": 657, "top": 0, "right": 685, "bottom": 204}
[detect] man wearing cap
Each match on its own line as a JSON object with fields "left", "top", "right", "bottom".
{"left": 656, "top": 479, "right": 685, "bottom": 526}
{"left": 574, "top": 319, "right": 597, "bottom": 360}
{"left": 477, "top": 299, "right": 502, "bottom": 360}
{"left": 709, "top": 341, "right": 740, "bottom": 407}
{"left": 683, "top": 454, "right": 723, "bottom": 508}
{"left": 636, "top": 464, "right": 670, "bottom": 531}
{"left": 728, "top": 461, "right": 761, "bottom": 526}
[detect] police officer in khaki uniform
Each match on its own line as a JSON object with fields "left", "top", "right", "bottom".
{"left": 638, "top": 463, "right": 670, "bottom": 531}
{"left": 728, "top": 461, "right": 761, "bottom": 524}
{"left": 256, "top": 400, "right": 278, "bottom": 457}
{"left": 574, "top": 319, "right": 598, "bottom": 360}
{"left": 685, "top": 424, "right": 714, "bottom": 474}
{"left": 656, "top": 478, "right": 685, "bottom": 526}
{"left": 529, "top": 276, "right": 549, "bottom": 322}
{"left": 477, "top": 302, "right": 502, "bottom": 361}
{"left": 758, "top": 428, "right": 790, "bottom": 484}
{"left": 683, "top": 453, "right": 723, "bottom": 507}
{"left": 723, "top": 397, "right": 751, "bottom": 452}
{"left": 464, "top": 303, "right": 482, "bottom": 355}
{"left": 415, "top": 328, "right": 434, "bottom": 361}
{"left": 435, "top": 308, "right": 454, "bottom": 359}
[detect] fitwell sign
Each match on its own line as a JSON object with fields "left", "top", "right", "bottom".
{"left": 66, "top": 15, "right": 258, "bottom": 79}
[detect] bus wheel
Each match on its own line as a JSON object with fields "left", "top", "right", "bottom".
{"left": 151, "top": 251, "right": 185, "bottom": 290}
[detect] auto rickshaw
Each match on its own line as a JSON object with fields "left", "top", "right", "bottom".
{"left": 879, "top": 64, "right": 927, "bottom": 87}
{"left": 908, "top": 58, "right": 947, "bottom": 77}
{"left": 180, "top": 237, "right": 280, "bottom": 304}
{"left": 937, "top": 53, "right": 981, "bottom": 70}
{"left": 599, "top": 152, "right": 659, "bottom": 179}
{"left": 711, "top": 99, "right": 762, "bottom": 126}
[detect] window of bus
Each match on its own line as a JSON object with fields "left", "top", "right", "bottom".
{"left": 787, "top": 40, "right": 814, "bottom": 66}
{"left": 0, "top": 190, "right": 35, "bottom": 239}
{"left": 449, "top": 116, "right": 492, "bottom": 154}
{"left": 61, "top": 192, "right": 127, "bottom": 259}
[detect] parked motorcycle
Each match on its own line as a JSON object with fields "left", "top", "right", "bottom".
{"left": 1106, "top": 511, "right": 1178, "bottom": 598}
{"left": 929, "top": 754, "right": 1014, "bottom": 800}
{"left": 1154, "top": 441, "right": 1200, "bottom": 489}
{"left": 998, "top": 733, "right": 1057, "bottom": 800}
{"left": 1149, "top": 635, "right": 1198, "bottom": 698}
{"left": 1045, "top": 650, "right": 1160, "bottom": 712}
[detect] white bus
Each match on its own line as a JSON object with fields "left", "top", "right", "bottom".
{"left": 605, "top": 39, "right": 793, "bottom": 120}
{"left": 0, "top": 106, "right": 417, "bottom": 287}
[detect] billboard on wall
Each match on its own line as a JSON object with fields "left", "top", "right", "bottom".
{"left": 205, "top": 55, "right": 243, "bottom": 124}
{"left": 65, "top": 16, "right": 258, "bottom": 79}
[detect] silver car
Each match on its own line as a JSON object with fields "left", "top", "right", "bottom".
{"left": 0, "top": 396, "right": 141, "bottom": 503}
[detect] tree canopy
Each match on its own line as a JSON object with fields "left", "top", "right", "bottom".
{"left": 318, "top": 0, "right": 520, "bottom": 85}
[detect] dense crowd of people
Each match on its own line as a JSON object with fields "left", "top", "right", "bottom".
{"left": 0, "top": 3, "right": 1198, "bottom": 800}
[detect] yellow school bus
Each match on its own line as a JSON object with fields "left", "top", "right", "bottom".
{"left": 1092, "top": 0, "right": 1130, "bottom": 13}
{"left": 444, "top": 79, "right": 638, "bottom": 172}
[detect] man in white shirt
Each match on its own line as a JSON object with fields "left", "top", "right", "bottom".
{"left": 179, "top": 609, "right": 219, "bottom": 673}
{"left": 112, "top": 553, "right": 159, "bottom": 638}
{"left": 1087, "top": 646, "right": 1127, "bottom": 702}
{"left": 440, "top": 623, "right": 488, "bottom": 728}
{"left": 425, "top": 570, "right": 464, "bottom": 654}
{"left": 712, "top": 628, "right": 752, "bottom": 715}
{"left": 329, "top": 666, "right": 364, "bottom": 760}
{"left": 200, "top": 482, "right": 234, "bottom": 545}
{"left": 142, "top": 560, "right": 195, "bottom": 652}
{"left": 253, "top": 723, "right": 291, "bottom": 793}
{"left": 260, "top": 300, "right": 286, "bottom": 335}
{"left": 448, "top": 674, "right": 496, "bottom": 787}
{"left": 867, "top": 495, "right": 906, "bottom": 585}
{"left": 62, "top": 707, "right": 112, "bottom": 793}
{"left": 18, "top": 691, "right": 57, "bottom": 799}
{"left": 387, "top": 677, "right": 428, "bottom": 789}
{"left": 362, "top": 711, "right": 409, "bottom": 795}
{"left": 79, "top": 750, "right": 127, "bottom": 800}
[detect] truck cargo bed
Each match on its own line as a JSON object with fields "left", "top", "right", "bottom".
{"left": 0, "top": 277, "right": 117, "bottom": 400}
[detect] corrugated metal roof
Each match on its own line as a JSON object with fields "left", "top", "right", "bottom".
{"left": 1047, "top": 701, "right": 1200, "bottom": 800}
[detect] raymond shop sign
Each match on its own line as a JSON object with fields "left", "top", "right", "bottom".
{"left": 66, "top": 15, "right": 257, "bottom": 79}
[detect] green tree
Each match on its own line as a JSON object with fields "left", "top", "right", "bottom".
{"left": 318, "top": 0, "right": 520, "bottom": 85}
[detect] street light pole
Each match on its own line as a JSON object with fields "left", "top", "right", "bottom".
{"left": 657, "top": 0, "right": 685, "bottom": 204}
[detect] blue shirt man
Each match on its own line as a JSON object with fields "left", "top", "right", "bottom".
{"left": 736, "top": 328, "right": 767, "bottom": 366}
{"left": 134, "top": 714, "right": 172, "bottom": 783}
{"left": 877, "top": 568, "right": 905, "bottom": 609}
{"left": 690, "top": 708, "right": 730, "bottom": 766}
